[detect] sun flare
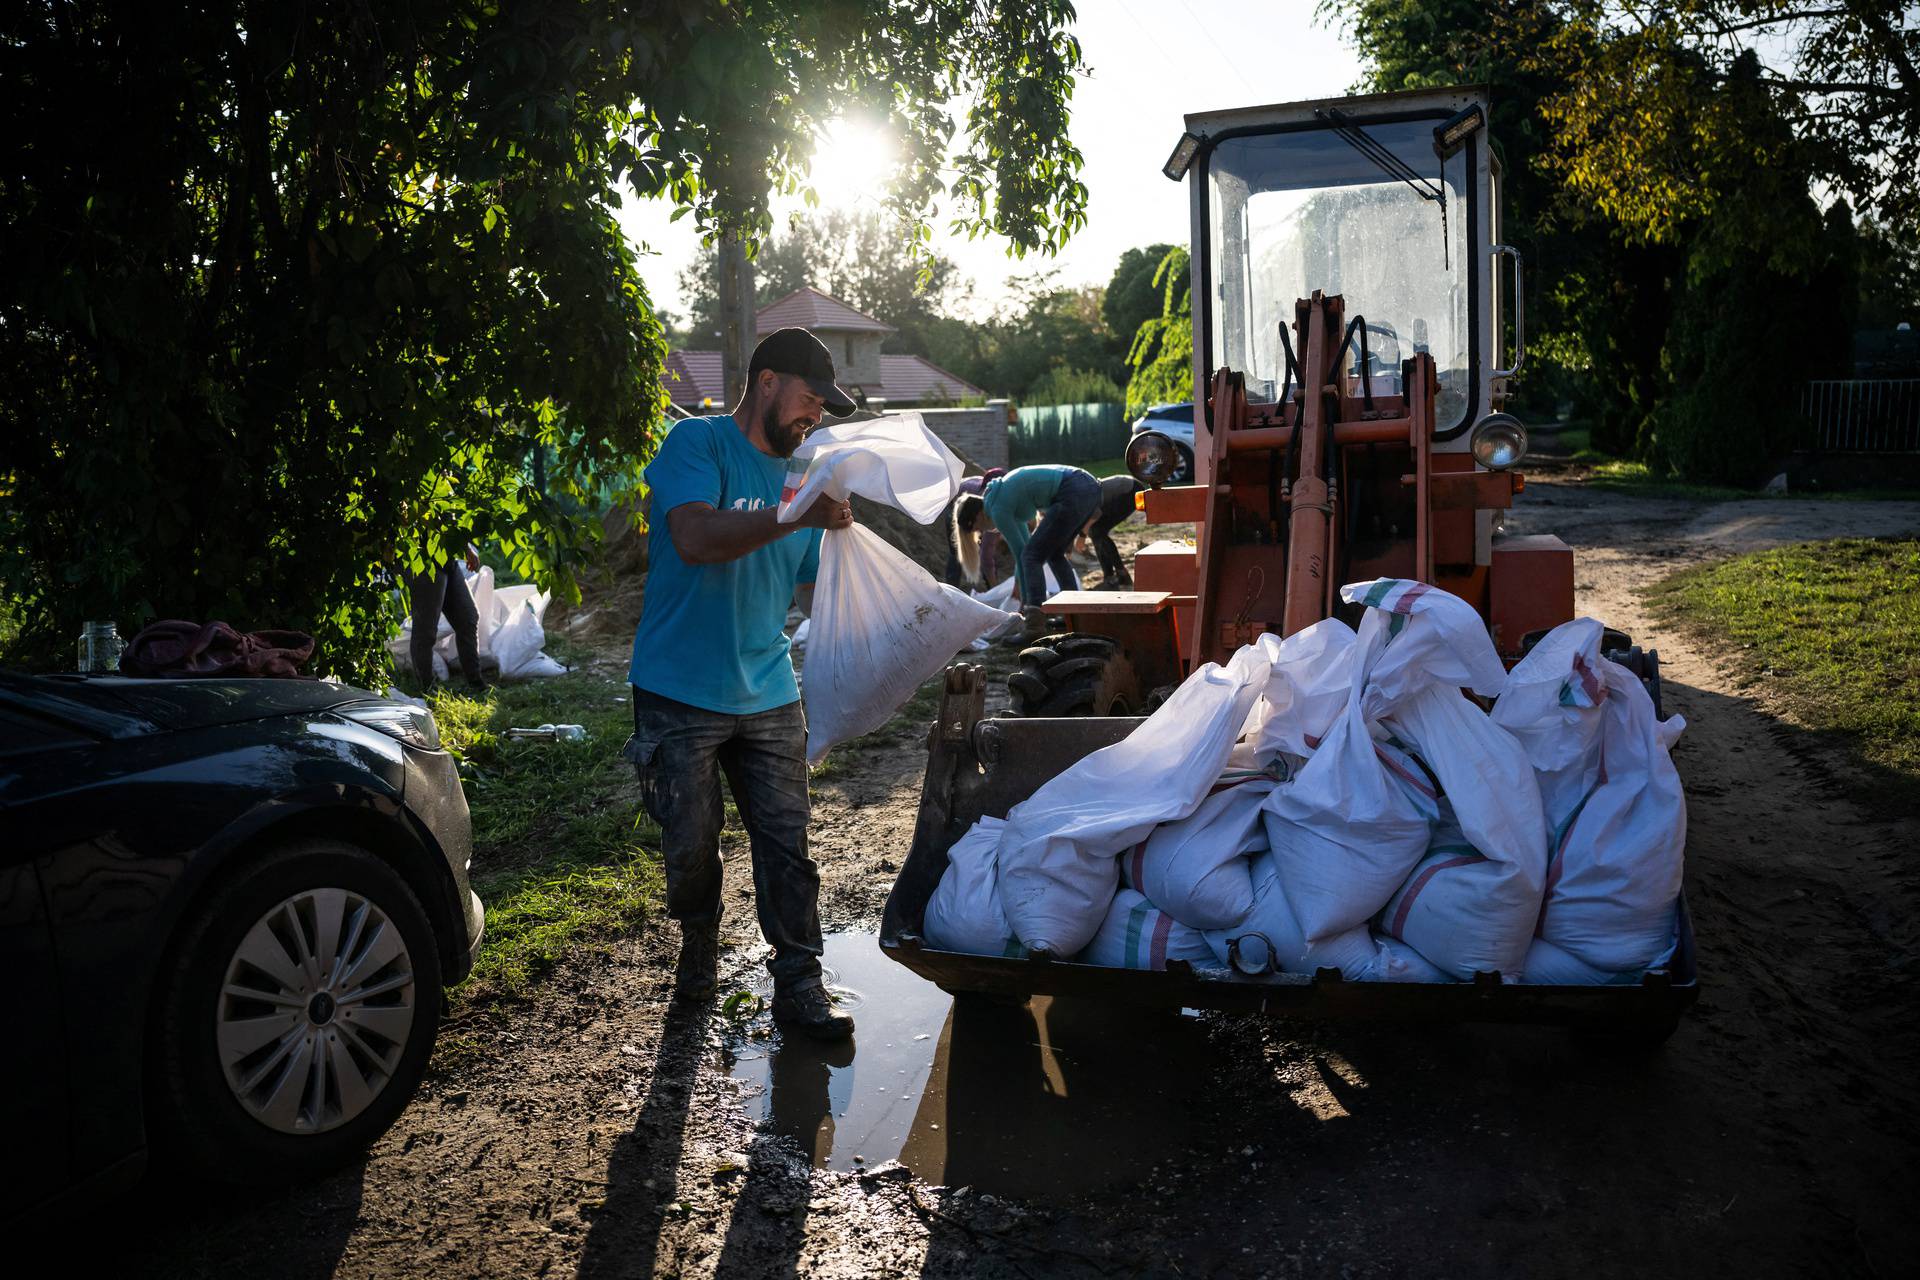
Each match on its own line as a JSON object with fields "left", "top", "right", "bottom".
{"left": 804, "top": 117, "right": 900, "bottom": 209}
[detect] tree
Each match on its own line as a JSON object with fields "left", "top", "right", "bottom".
{"left": 1651, "top": 53, "right": 1857, "bottom": 480}
{"left": 0, "top": 0, "right": 1089, "bottom": 678}
{"left": 1519, "top": 2, "right": 1919, "bottom": 241}
{"left": 1026, "top": 366, "right": 1124, "bottom": 405}
{"left": 1103, "top": 243, "right": 1182, "bottom": 361}
{"left": 1124, "top": 247, "right": 1194, "bottom": 416}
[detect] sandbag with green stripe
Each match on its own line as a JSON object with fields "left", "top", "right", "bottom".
{"left": 1076, "top": 888, "right": 1216, "bottom": 971}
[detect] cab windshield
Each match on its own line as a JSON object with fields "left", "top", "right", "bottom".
{"left": 1205, "top": 117, "right": 1473, "bottom": 429}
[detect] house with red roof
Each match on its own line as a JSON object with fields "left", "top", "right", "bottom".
{"left": 661, "top": 287, "right": 987, "bottom": 414}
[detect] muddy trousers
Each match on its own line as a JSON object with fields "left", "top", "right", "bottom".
{"left": 624, "top": 686, "right": 823, "bottom": 989}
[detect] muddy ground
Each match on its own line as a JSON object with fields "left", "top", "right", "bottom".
{"left": 87, "top": 475, "right": 1920, "bottom": 1278}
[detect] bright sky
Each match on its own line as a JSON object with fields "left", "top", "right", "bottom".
{"left": 615, "top": 0, "right": 1364, "bottom": 322}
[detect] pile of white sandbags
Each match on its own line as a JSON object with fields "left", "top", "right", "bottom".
{"left": 922, "top": 580, "right": 1688, "bottom": 985}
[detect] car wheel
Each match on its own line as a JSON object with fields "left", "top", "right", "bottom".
{"left": 150, "top": 838, "right": 444, "bottom": 1183}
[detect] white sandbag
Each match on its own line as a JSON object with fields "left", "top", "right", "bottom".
{"left": 997, "top": 638, "right": 1279, "bottom": 956}
{"left": 491, "top": 582, "right": 562, "bottom": 678}
{"left": 798, "top": 523, "right": 1009, "bottom": 764}
{"left": 1491, "top": 618, "right": 1688, "bottom": 973}
{"left": 779, "top": 412, "right": 964, "bottom": 524}
{"left": 924, "top": 817, "right": 1022, "bottom": 958}
{"left": 1206, "top": 853, "right": 1448, "bottom": 982}
{"left": 1519, "top": 937, "right": 1627, "bottom": 985}
{"left": 1261, "top": 707, "right": 1443, "bottom": 943}
{"left": 1371, "top": 690, "right": 1548, "bottom": 980}
{"left": 1261, "top": 579, "right": 1509, "bottom": 942}
{"left": 1343, "top": 578, "right": 1510, "bottom": 711}
{"left": 1237, "top": 619, "right": 1357, "bottom": 766}
{"left": 1076, "top": 888, "right": 1217, "bottom": 970}
{"left": 775, "top": 416, "right": 1009, "bottom": 763}
{"left": 1119, "top": 778, "right": 1273, "bottom": 929}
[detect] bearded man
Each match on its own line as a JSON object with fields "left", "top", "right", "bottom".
{"left": 624, "top": 327, "right": 856, "bottom": 1038}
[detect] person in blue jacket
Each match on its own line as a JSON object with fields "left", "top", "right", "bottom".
{"left": 623, "top": 328, "right": 857, "bottom": 1039}
{"left": 951, "top": 463, "right": 1102, "bottom": 641}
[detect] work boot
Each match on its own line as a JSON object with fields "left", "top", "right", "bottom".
{"left": 772, "top": 979, "right": 855, "bottom": 1041}
{"left": 674, "top": 919, "right": 719, "bottom": 1001}
{"left": 1000, "top": 605, "right": 1049, "bottom": 647}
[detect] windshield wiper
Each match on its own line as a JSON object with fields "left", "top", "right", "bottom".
{"left": 1314, "top": 107, "right": 1450, "bottom": 270}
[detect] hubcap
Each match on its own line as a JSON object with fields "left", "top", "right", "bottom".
{"left": 216, "top": 887, "right": 417, "bottom": 1135}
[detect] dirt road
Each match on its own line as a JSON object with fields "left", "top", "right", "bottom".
{"left": 99, "top": 480, "right": 1919, "bottom": 1278}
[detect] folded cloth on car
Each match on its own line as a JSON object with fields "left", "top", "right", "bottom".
{"left": 122, "top": 620, "right": 315, "bottom": 679}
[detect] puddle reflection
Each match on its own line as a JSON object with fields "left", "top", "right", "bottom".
{"left": 727, "top": 933, "right": 1211, "bottom": 1199}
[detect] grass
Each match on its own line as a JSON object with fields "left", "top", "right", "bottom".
{"left": 1646, "top": 537, "right": 1920, "bottom": 811}
{"left": 1084, "top": 456, "right": 1130, "bottom": 478}
{"left": 415, "top": 662, "right": 667, "bottom": 1004}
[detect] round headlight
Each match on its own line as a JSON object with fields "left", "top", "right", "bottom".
{"left": 1469, "top": 413, "right": 1528, "bottom": 470}
{"left": 1126, "top": 430, "right": 1180, "bottom": 486}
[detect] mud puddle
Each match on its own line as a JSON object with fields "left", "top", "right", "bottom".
{"left": 727, "top": 931, "right": 1214, "bottom": 1200}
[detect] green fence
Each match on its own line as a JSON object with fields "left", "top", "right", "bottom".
{"left": 1010, "top": 402, "right": 1129, "bottom": 465}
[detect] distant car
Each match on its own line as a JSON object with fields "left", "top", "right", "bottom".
{"left": 1128, "top": 402, "right": 1196, "bottom": 484}
{"left": 0, "top": 673, "right": 483, "bottom": 1220}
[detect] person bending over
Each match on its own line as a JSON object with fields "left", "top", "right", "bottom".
{"left": 951, "top": 463, "right": 1101, "bottom": 642}
{"left": 1081, "top": 475, "right": 1143, "bottom": 589}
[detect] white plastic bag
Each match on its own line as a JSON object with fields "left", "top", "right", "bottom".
{"left": 924, "top": 817, "right": 1022, "bottom": 957}
{"left": 1119, "top": 778, "right": 1272, "bottom": 929}
{"left": 997, "top": 638, "right": 1279, "bottom": 956}
{"left": 800, "top": 524, "right": 1008, "bottom": 764}
{"left": 1076, "top": 888, "right": 1217, "bottom": 970}
{"left": 1491, "top": 618, "right": 1687, "bottom": 973}
{"left": 1206, "top": 853, "right": 1448, "bottom": 982}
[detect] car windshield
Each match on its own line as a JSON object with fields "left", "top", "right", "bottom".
{"left": 1205, "top": 118, "right": 1473, "bottom": 429}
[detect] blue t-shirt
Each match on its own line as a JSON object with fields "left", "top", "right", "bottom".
{"left": 628, "top": 415, "right": 822, "bottom": 714}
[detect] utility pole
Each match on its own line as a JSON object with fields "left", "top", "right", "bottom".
{"left": 718, "top": 233, "right": 756, "bottom": 408}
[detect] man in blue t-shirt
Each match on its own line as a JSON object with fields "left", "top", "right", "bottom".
{"left": 625, "top": 328, "right": 857, "bottom": 1039}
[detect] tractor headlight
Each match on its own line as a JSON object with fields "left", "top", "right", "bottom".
{"left": 1126, "top": 430, "right": 1181, "bottom": 486}
{"left": 1469, "top": 413, "right": 1528, "bottom": 470}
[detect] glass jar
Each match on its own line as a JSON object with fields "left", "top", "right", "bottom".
{"left": 77, "top": 620, "right": 124, "bottom": 673}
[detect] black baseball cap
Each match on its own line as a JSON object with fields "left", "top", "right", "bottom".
{"left": 749, "top": 327, "right": 857, "bottom": 416}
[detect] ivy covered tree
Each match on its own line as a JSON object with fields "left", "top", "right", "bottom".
{"left": 1124, "top": 247, "right": 1193, "bottom": 417}
{"left": 0, "top": 0, "right": 1088, "bottom": 678}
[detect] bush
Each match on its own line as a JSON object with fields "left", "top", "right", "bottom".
{"left": 1025, "top": 366, "right": 1123, "bottom": 406}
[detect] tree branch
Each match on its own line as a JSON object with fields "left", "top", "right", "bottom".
{"left": 1844, "top": 0, "right": 1920, "bottom": 112}
{"left": 1711, "top": 8, "right": 1848, "bottom": 38}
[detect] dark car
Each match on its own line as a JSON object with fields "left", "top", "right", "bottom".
{"left": 0, "top": 672, "right": 483, "bottom": 1221}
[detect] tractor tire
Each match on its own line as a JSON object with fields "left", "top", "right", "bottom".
{"left": 1005, "top": 632, "right": 1142, "bottom": 717}
{"left": 1605, "top": 644, "right": 1664, "bottom": 720}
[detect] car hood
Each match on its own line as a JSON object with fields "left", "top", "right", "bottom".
{"left": 0, "top": 672, "right": 379, "bottom": 738}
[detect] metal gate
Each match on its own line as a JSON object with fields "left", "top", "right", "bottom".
{"left": 1802, "top": 379, "right": 1920, "bottom": 452}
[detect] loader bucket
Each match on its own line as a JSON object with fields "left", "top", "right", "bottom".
{"left": 881, "top": 663, "right": 1698, "bottom": 1040}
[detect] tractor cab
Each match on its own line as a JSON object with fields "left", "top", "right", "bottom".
{"left": 1174, "top": 85, "right": 1515, "bottom": 481}
{"left": 1046, "top": 85, "right": 1568, "bottom": 709}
